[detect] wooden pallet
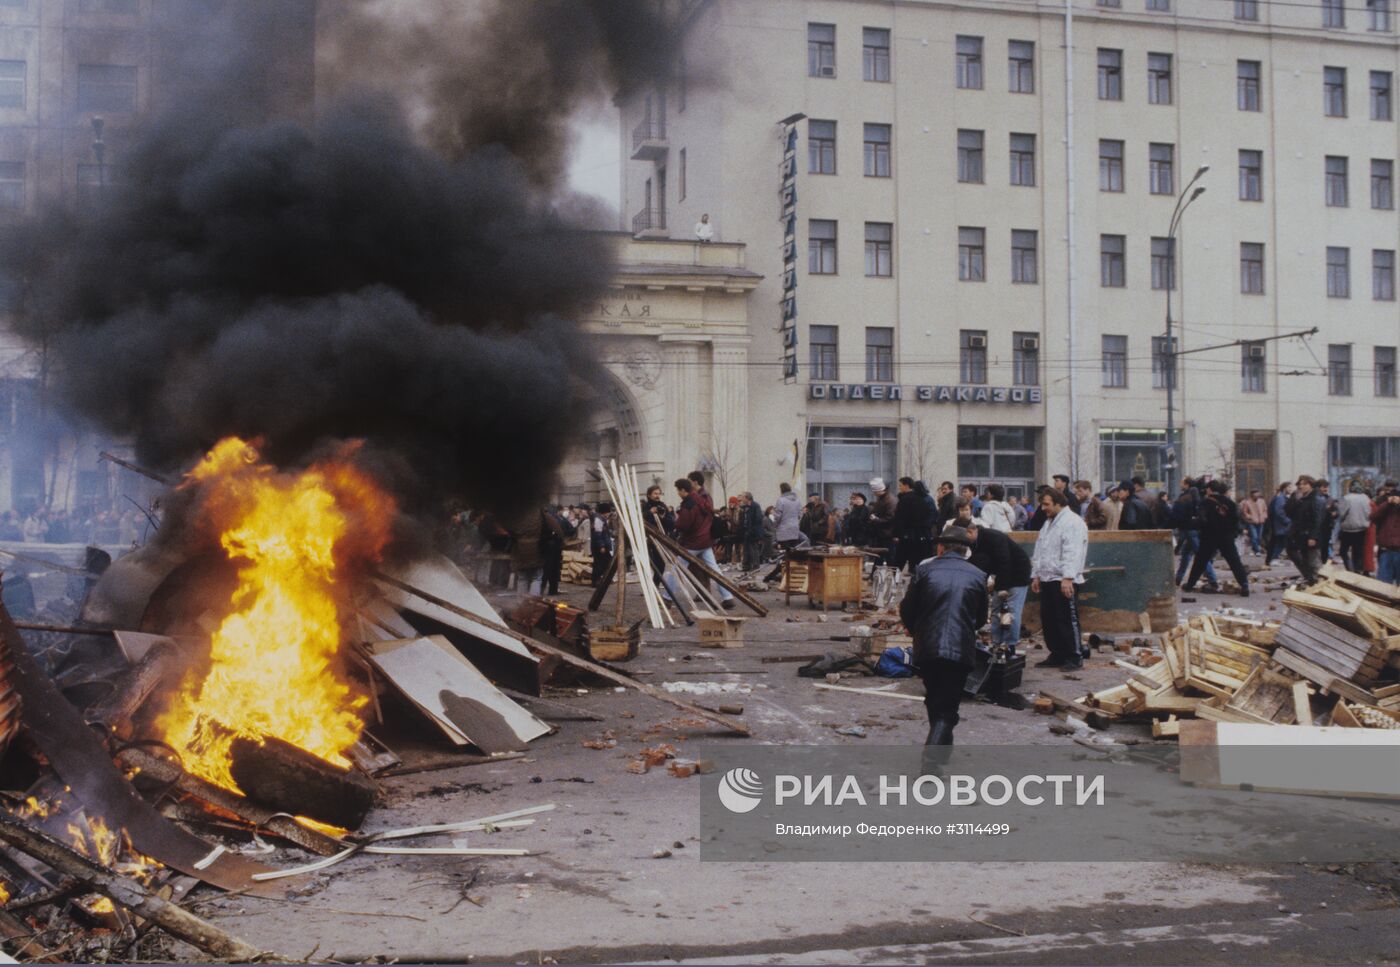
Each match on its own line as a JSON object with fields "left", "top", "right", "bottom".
{"left": 1274, "top": 606, "right": 1388, "bottom": 686}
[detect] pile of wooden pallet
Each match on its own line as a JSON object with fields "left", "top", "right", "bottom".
{"left": 562, "top": 549, "right": 593, "bottom": 585}
{"left": 1082, "top": 564, "right": 1400, "bottom": 739}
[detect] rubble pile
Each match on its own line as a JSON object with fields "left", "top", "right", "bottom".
{"left": 1080, "top": 564, "right": 1400, "bottom": 738}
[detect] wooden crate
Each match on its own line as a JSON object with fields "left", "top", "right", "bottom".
{"left": 1275, "top": 606, "right": 1388, "bottom": 686}
{"left": 588, "top": 625, "right": 640, "bottom": 662}
{"left": 694, "top": 611, "right": 745, "bottom": 648}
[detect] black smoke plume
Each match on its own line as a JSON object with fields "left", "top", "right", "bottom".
{"left": 0, "top": 0, "right": 678, "bottom": 515}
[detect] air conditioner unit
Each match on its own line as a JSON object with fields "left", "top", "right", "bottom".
{"left": 819, "top": 66, "right": 836, "bottom": 77}
{"left": 1021, "top": 335, "right": 1040, "bottom": 351}
{"left": 969, "top": 335, "right": 988, "bottom": 349}
{"left": 1248, "top": 345, "right": 1266, "bottom": 359}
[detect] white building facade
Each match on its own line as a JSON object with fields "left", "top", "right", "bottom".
{"left": 619, "top": 0, "right": 1400, "bottom": 506}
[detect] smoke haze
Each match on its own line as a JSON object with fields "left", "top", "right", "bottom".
{"left": 0, "top": 0, "right": 678, "bottom": 515}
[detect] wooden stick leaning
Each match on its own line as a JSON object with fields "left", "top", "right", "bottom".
{"left": 597, "top": 462, "right": 665, "bottom": 629}
{"left": 612, "top": 461, "right": 668, "bottom": 628}
{"left": 371, "top": 571, "right": 751, "bottom": 735}
{"left": 0, "top": 815, "right": 267, "bottom": 961}
{"left": 644, "top": 523, "right": 769, "bottom": 616}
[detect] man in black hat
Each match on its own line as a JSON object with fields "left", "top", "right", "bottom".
{"left": 899, "top": 523, "right": 988, "bottom": 745}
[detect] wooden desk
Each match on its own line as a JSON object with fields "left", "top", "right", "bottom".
{"left": 783, "top": 550, "right": 864, "bottom": 611}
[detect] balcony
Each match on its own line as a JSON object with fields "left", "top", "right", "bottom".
{"left": 631, "top": 206, "right": 668, "bottom": 239}
{"left": 630, "top": 118, "right": 669, "bottom": 161}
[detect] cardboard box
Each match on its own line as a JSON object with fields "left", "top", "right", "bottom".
{"left": 693, "top": 611, "right": 746, "bottom": 648}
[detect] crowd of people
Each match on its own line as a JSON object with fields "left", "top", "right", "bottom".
{"left": 0, "top": 506, "right": 150, "bottom": 546}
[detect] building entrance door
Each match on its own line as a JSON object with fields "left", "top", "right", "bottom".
{"left": 1234, "top": 431, "right": 1274, "bottom": 497}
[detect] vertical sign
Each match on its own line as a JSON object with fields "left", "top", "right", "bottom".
{"left": 779, "top": 122, "right": 799, "bottom": 383}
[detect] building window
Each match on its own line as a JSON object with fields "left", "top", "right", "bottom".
{"left": 865, "top": 327, "right": 893, "bottom": 381}
{"left": 1374, "top": 249, "right": 1396, "bottom": 300}
{"left": 1097, "top": 49, "right": 1123, "bottom": 100}
{"left": 76, "top": 162, "right": 118, "bottom": 212}
{"left": 808, "top": 23, "right": 836, "bottom": 77}
{"left": 863, "top": 123, "right": 891, "bottom": 177}
{"left": 1148, "top": 53, "right": 1172, "bottom": 105}
{"left": 1372, "top": 71, "right": 1393, "bottom": 119}
{"left": 1373, "top": 159, "right": 1394, "bottom": 208}
{"left": 0, "top": 60, "right": 23, "bottom": 110}
{"left": 956, "top": 36, "right": 983, "bottom": 89}
{"left": 1325, "top": 66, "right": 1347, "bottom": 116}
{"left": 76, "top": 63, "right": 136, "bottom": 113}
{"left": 863, "top": 27, "right": 890, "bottom": 82}
{"left": 808, "top": 120, "right": 836, "bottom": 175}
{"left": 957, "top": 426, "right": 1040, "bottom": 494}
{"left": 957, "top": 129, "right": 984, "bottom": 183}
{"left": 1237, "top": 60, "right": 1261, "bottom": 111}
{"left": 0, "top": 161, "right": 21, "bottom": 212}
{"left": 1011, "top": 230, "right": 1038, "bottom": 283}
{"left": 809, "top": 220, "right": 838, "bottom": 275}
{"left": 1149, "top": 142, "right": 1174, "bottom": 195}
{"left": 1009, "top": 133, "right": 1035, "bottom": 186}
{"left": 1102, "top": 335, "right": 1128, "bottom": 387}
{"left": 810, "top": 325, "right": 839, "bottom": 379}
{"left": 806, "top": 426, "right": 898, "bottom": 508}
{"left": 1323, "top": 0, "right": 1346, "bottom": 28}
{"left": 1236, "top": 0, "right": 1259, "bottom": 18}
{"left": 960, "top": 330, "right": 988, "bottom": 384}
{"left": 1329, "top": 344, "right": 1353, "bottom": 395}
{"left": 1239, "top": 149, "right": 1263, "bottom": 201}
{"left": 1101, "top": 234, "right": 1126, "bottom": 287}
{"left": 1099, "top": 139, "right": 1124, "bottom": 191}
{"left": 1376, "top": 346, "right": 1398, "bottom": 396}
{"left": 1013, "top": 332, "right": 1040, "bottom": 385}
{"left": 1325, "top": 155, "right": 1349, "bottom": 207}
{"left": 1370, "top": 0, "right": 1393, "bottom": 31}
{"left": 1146, "top": 0, "right": 1170, "bottom": 9}
{"left": 678, "top": 148, "right": 686, "bottom": 201}
{"left": 1241, "top": 242, "right": 1265, "bottom": 294}
{"left": 78, "top": 0, "right": 137, "bottom": 11}
{"left": 1008, "top": 40, "right": 1034, "bottom": 93}
{"left": 958, "top": 227, "right": 986, "bottom": 281}
{"left": 1151, "top": 236, "right": 1175, "bottom": 290}
{"left": 1241, "top": 342, "right": 1267, "bottom": 392}
{"left": 1327, "top": 246, "right": 1351, "bottom": 297}
{"left": 1152, "top": 336, "right": 1178, "bottom": 389}
{"left": 865, "top": 222, "right": 893, "bottom": 277}
{"left": 1099, "top": 0, "right": 1122, "bottom": 6}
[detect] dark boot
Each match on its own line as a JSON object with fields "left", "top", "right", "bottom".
{"left": 925, "top": 719, "right": 955, "bottom": 746}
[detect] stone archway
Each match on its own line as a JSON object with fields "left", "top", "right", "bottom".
{"left": 555, "top": 371, "right": 648, "bottom": 505}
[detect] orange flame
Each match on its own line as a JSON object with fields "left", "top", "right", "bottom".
{"left": 158, "top": 437, "right": 395, "bottom": 791}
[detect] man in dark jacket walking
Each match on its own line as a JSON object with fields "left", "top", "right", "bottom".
{"left": 966, "top": 519, "right": 1033, "bottom": 654}
{"left": 1285, "top": 476, "right": 1330, "bottom": 585}
{"left": 844, "top": 492, "right": 872, "bottom": 548}
{"left": 899, "top": 524, "right": 988, "bottom": 745}
{"left": 893, "top": 477, "right": 936, "bottom": 572}
{"left": 739, "top": 492, "right": 766, "bottom": 570}
{"left": 675, "top": 478, "right": 735, "bottom": 608}
{"left": 1181, "top": 480, "right": 1250, "bottom": 596}
{"left": 1171, "top": 478, "right": 1217, "bottom": 588}
{"left": 1119, "top": 478, "right": 1155, "bottom": 530}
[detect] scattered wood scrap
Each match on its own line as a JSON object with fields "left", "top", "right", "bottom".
{"left": 1078, "top": 573, "right": 1400, "bottom": 739}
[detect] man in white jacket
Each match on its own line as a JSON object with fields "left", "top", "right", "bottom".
{"left": 977, "top": 483, "right": 1016, "bottom": 533}
{"left": 1030, "top": 488, "right": 1089, "bottom": 670}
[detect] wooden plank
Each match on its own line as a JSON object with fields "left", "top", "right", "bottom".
{"left": 1331, "top": 701, "right": 1364, "bottom": 728}
{"left": 372, "top": 572, "right": 751, "bottom": 735}
{"left": 1319, "top": 563, "right": 1400, "bottom": 606}
{"left": 1152, "top": 716, "right": 1180, "bottom": 738}
{"left": 1277, "top": 617, "right": 1385, "bottom": 664}
{"left": 644, "top": 524, "right": 769, "bottom": 617}
{"left": 1271, "top": 648, "right": 1380, "bottom": 705}
{"left": 1292, "top": 680, "right": 1313, "bottom": 725}
{"left": 813, "top": 682, "right": 923, "bottom": 702}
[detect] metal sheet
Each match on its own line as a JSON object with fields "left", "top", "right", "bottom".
{"left": 2, "top": 602, "right": 281, "bottom": 894}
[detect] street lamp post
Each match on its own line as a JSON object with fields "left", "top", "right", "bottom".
{"left": 1163, "top": 165, "right": 1208, "bottom": 496}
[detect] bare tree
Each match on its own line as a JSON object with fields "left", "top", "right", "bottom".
{"left": 1207, "top": 435, "right": 1235, "bottom": 489}
{"left": 902, "top": 417, "right": 935, "bottom": 482}
{"left": 700, "top": 427, "right": 737, "bottom": 503}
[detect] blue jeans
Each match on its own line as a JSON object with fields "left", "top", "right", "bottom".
{"left": 663, "top": 548, "right": 733, "bottom": 601}
{"left": 1380, "top": 549, "right": 1400, "bottom": 585}
{"left": 992, "top": 585, "right": 1028, "bottom": 650}
{"left": 1245, "top": 522, "right": 1263, "bottom": 553}
{"left": 1175, "top": 530, "right": 1218, "bottom": 586}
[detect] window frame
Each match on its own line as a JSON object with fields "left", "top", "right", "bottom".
{"left": 956, "top": 35, "right": 984, "bottom": 90}
{"left": 1327, "top": 246, "right": 1351, "bottom": 298}
{"left": 1372, "top": 71, "right": 1393, "bottom": 119}
{"left": 1100, "top": 234, "right": 1127, "bottom": 287}
{"left": 958, "top": 227, "right": 986, "bottom": 282}
{"left": 1012, "top": 331, "right": 1040, "bottom": 386}
{"left": 1102, "top": 334, "right": 1128, "bottom": 388}
{"left": 1325, "top": 155, "right": 1349, "bottom": 208}
{"left": 864, "top": 221, "right": 893, "bottom": 278}
{"left": 862, "top": 27, "right": 891, "bottom": 82}
{"left": 1147, "top": 52, "right": 1173, "bottom": 105}
{"left": 808, "top": 119, "right": 836, "bottom": 175}
{"left": 808, "top": 23, "right": 836, "bottom": 78}
{"left": 1009, "top": 132, "right": 1036, "bottom": 186}
{"left": 810, "top": 325, "right": 839, "bottom": 380}
{"left": 957, "top": 129, "right": 985, "bottom": 184}
{"left": 808, "top": 219, "right": 838, "bottom": 275}
{"left": 1152, "top": 336, "right": 1179, "bottom": 390}
{"left": 1372, "top": 159, "right": 1394, "bottom": 209}
{"left": 1099, "top": 139, "right": 1124, "bottom": 191}
{"left": 1011, "top": 229, "right": 1038, "bottom": 284}
{"left": 865, "top": 326, "right": 894, "bottom": 381}
{"left": 1008, "top": 40, "right": 1035, "bottom": 94}
{"left": 1149, "top": 142, "right": 1175, "bottom": 195}
{"left": 1240, "top": 242, "right": 1265, "bottom": 294}
{"left": 1328, "top": 343, "right": 1353, "bottom": 396}
{"left": 959, "top": 329, "right": 989, "bottom": 384}
{"left": 1237, "top": 60, "right": 1261, "bottom": 111}
{"left": 1324, "top": 66, "right": 1348, "bottom": 117}
{"left": 0, "top": 60, "right": 24, "bottom": 110}
{"left": 863, "top": 123, "right": 892, "bottom": 177}
{"left": 1241, "top": 341, "right": 1267, "bottom": 393}
{"left": 1373, "top": 248, "right": 1396, "bottom": 300}
{"left": 1376, "top": 345, "right": 1398, "bottom": 397}
{"left": 1151, "top": 236, "right": 1176, "bottom": 291}
{"left": 1239, "top": 149, "right": 1263, "bottom": 201}
{"left": 1097, "top": 49, "right": 1123, "bottom": 101}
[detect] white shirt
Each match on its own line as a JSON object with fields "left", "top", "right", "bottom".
{"left": 694, "top": 220, "right": 714, "bottom": 241}
{"left": 1031, "top": 507, "right": 1089, "bottom": 583}
{"left": 978, "top": 500, "right": 1015, "bottom": 533}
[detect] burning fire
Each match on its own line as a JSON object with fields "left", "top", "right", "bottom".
{"left": 158, "top": 437, "right": 395, "bottom": 791}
